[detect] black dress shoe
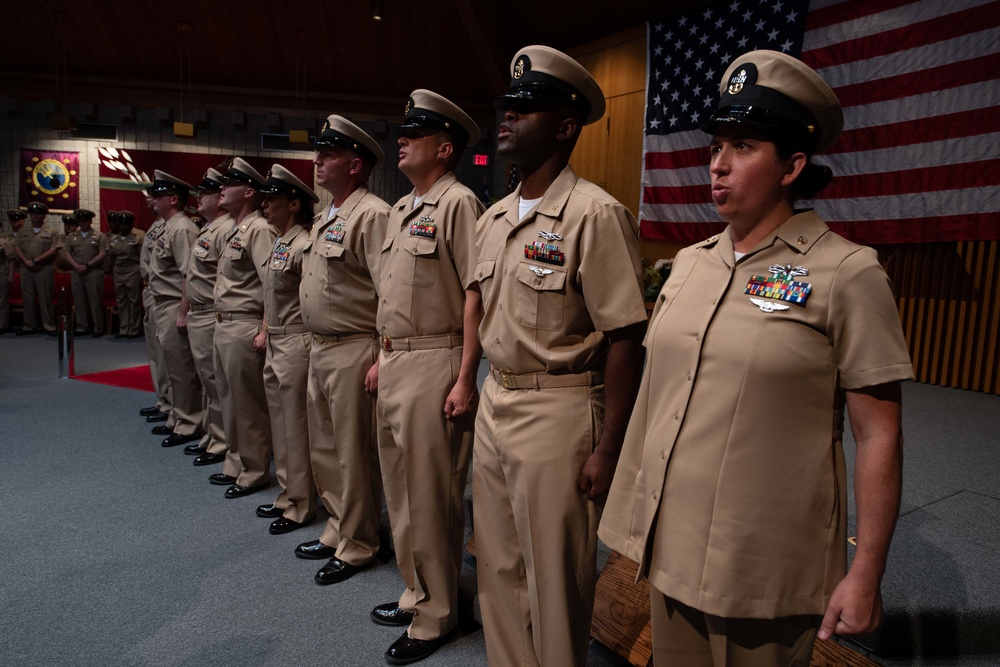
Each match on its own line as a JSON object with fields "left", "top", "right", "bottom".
{"left": 270, "top": 516, "right": 309, "bottom": 535}
{"left": 209, "top": 473, "right": 237, "bottom": 486}
{"left": 92, "top": 331, "right": 104, "bottom": 338}
{"left": 146, "top": 413, "right": 168, "bottom": 423}
{"left": 162, "top": 433, "right": 201, "bottom": 447}
{"left": 151, "top": 425, "right": 173, "bottom": 436}
{"left": 16, "top": 329, "right": 38, "bottom": 336}
{"left": 256, "top": 503, "right": 284, "bottom": 518}
{"left": 224, "top": 483, "right": 268, "bottom": 499}
{"left": 139, "top": 406, "right": 161, "bottom": 417}
{"left": 314, "top": 556, "right": 370, "bottom": 585}
{"left": 114, "top": 333, "right": 125, "bottom": 339}
{"left": 193, "top": 453, "right": 225, "bottom": 466}
{"left": 295, "top": 539, "right": 336, "bottom": 560}
{"left": 385, "top": 630, "right": 453, "bottom": 665}
{"left": 371, "top": 602, "right": 414, "bottom": 627}
{"left": 46, "top": 329, "right": 57, "bottom": 336}
{"left": 183, "top": 443, "right": 207, "bottom": 455}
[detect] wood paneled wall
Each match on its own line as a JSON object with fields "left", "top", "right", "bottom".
{"left": 568, "top": 27, "right": 1000, "bottom": 395}
{"left": 879, "top": 241, "right": 1000, "bottom": 395}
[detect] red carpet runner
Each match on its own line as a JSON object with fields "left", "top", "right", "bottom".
{"left": 72, "top": 365, "right": 154, "bottom": 392}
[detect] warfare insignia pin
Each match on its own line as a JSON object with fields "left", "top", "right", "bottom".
{"left": 750, "top": 298, "right": 790, "bottom": 313}
{"left": 528, "top": 265, "right": 553, "bottom": 277}
{"left": 537, "top": 231, "right": 562, "bottom": 242}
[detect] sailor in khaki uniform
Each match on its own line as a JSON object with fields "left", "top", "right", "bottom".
{"left": 474, "top": 46, "right": 647, "bottom": 667}
{"left": 369, "top": 90, "right": 485, "bottom": 665}
{"left": 148, "top": 171, "right": 204, "bottom": 448}
{"left": 107, "top": 211, "right": 145, "bottom": 338}
{"left": 292, "top": 116, "right": 388, "bottom": 585}
{"left": 62, "top": 209, "right": 108, "bottom": 336}
{"left": 210, "top": 158, "right": 276, "bottom": 498}
{"left": 600, "top": 51, "right": 913, "bottom": 665}
{"left": 253, "top": 164, "right": 320, "bottom": 534}
{"left": 179, "top": 169, "right": 234, "bottom": 469}
{"left": 14, "top": 202, "right": 59, "bottom": 335}
{"left": 0, "top": 210, "right": 23, "bottom": 334}
{"left": 140, "top": 192, "right": 174, "bottom": 426}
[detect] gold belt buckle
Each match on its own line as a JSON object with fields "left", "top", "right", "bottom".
{"left": 381, "top": 334, "right": 392, "bottom": 351}
{"left": 498, "top": 369, "right": 517, "bottom": 389}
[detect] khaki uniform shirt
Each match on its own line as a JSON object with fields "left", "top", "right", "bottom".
{"left": 16, "top": 225, "right": 59, "bottom": 261}
{"left": 262, "top": 224, "right": 310, "bottom": 328}
{"left": 600, "top": 211, "right": 914, "bottom": 619}
{"left": 377, "top": 173, "right": 484, "bottom": 338}
{"left": 300, "top": 187, "right": 390, "bottom": 335}
{"left": 149, "top": 212, "right": 198, "bottom": 301}
{"left": 140, "top": 217, "right": 167, "bottom": 283}
{"left": 65, "top": 230, "right": 109, "bottom": 266}
{"left": 185, "top": 213, "right": 233, "bottom": 308}
{"left": 477, "top": 165, "right": 646, "bottom": 374}
{"left": 213, "top": 211, "right": 275, "bottom": 315}
{"left": 0, "top": 232, "right": 13, "bottom": 265}
{"left": 108, "top": 229, "right": 145, "bottom": 271}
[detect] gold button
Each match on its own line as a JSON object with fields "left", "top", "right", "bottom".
{"left": 797, "top": 235, "right": 808, "bottom": 245}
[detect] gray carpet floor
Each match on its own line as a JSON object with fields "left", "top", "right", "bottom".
{"left": 1, "top": 334, "right": 997, "bottom": 666}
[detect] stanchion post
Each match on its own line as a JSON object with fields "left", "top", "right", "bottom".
{"left": 58, "top": 286, "right": 74, "bottom": 378}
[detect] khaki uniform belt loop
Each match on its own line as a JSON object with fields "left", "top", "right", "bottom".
{"left": 311, "top": 332, "right": 377, "bottom": 345}
{"left": 489, "top": 365, "right": 603, "bottom": 390}
{"left": 214, "top": 311, "right": 263, "bottom": 323}
{"left": 264, "top": 324, "right": 310, "bottom": 336}
{"left": 379, "top": 333, "right": 462, "bottom": 352}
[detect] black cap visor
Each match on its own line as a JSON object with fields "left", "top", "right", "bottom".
{"left": 391, "top": 109, "right": 469, "bottom": 146}
{"left": 314, "top": 130, "right": 378, "bottom": 164}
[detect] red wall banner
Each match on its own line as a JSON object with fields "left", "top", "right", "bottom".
{"left": 97, "top": 148, "right": 314, "bottom": 231}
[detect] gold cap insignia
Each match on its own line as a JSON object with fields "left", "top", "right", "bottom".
{"left": 727, "top": 68, "right": 747, "bottom": 95}
{"left": 513, "top": 56, "right": 526, "bottom": 79}
{"left": 321, "top": 121, "right": 329, "bottom": 133}
{"left": 404, "top": 98, "right": 413, "bottom": 116}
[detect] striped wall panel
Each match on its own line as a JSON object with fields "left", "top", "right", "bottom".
{"left": 877, "top": 241, "right": 1000, "bottom": 395}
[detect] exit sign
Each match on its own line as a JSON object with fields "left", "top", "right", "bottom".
{"left": 473, "top": 154, "right": 489, "bottom": 166}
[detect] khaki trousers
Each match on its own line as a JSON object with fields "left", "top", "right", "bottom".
{"left": 71, "top": 269, "right": 104, "bottom": 333}
{"left": 19, "top": 265, "right": 55, "bottom": 332}
{"left": 214, "top": 318, "right": 271, "bottom": 488}
{"left": 152, "top": 299, "right": 203, "bottom": 437}
{"left": 143, "top": 288, "right": 173, "bottom": 421}
{"left": 114, "top": 268, "right": 142, "bottom": 336}
{"left": 306, "top": 335, "right": 382, "bottom": 563}
{"left": 377, "top": 345, "right": 474, "bottom": 641}
{"left": 473, "top": 377, "right": 603, "bottom": 667}
{"left": 186, "top": 309, "right": 229, "bottom": 463}
{"left": 649, "top": 593, "right": 820, "bottom": 667}
{"left": 264, "top": 331, "right": 316, "bottom": 523}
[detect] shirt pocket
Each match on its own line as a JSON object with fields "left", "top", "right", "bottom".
{"left": 272, "top": 264, "right": 300, "bottom": 293}
{"left": 475, "top": 258, "right": 497, "bottom": 307}
{"left": 222, "top": 246, "right": 247, "bottom": 279}
{"left": 514, "top": 261, "right": 567, "bottom": 331}
{"left": 402, "top": 235, "right": 437, "bottom": 287}
{"left": 318, "top": 242, "right": 347, "bottom": 285}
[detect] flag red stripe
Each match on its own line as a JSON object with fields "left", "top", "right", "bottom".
{"left": 832, "top": 52, "right": 1000, "bottom": 108}
{"left": 820, "top": 159, "right": 1000, "bottom": 199}
{"left": 805, "top": 0, "right": 920, "bottom": 31}
{"left": 831, "top": 107, "right": 1000, "bottom": 153}
{"left": 642, "top": 213, "right": 1000, "bottom": 245}
{"left": 804, "top": 4, "right": 1000, "bottom": 69}
{"left": 644, "top": 184, "right": 710, "bottom": 206}
{"left": 645, "top": 145, "right": 708, "bottom": 170}
{"left": 828, "top": 213, "right": 1000, "bottom": 243}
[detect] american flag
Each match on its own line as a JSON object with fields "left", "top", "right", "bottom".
{"left": 640, "top": 0, "right": 1000, "bottom": 245}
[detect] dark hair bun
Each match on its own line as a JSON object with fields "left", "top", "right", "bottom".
{"left": 795, "top": 162, "right": 833, "bottom": 199}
